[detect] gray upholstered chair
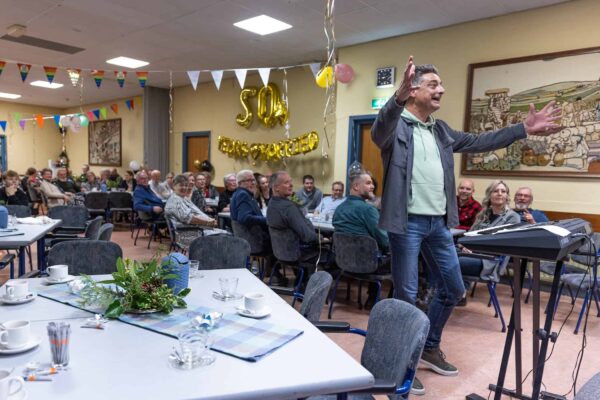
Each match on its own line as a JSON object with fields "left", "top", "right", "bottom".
{"left": 299, "top": 271, "right": 333, "bottom": 323}
{"left": 188, "top": 235, "right": 250, "bottom": 270}
{"left": 84, "top": 192, "right": 109, "bottom": 219}
{"left": 46, "top": 216, "right": 104, "bottom": 248}
{"left": 576, "top": 372, "right": 600, "bottom": 399}
{"left": 47, "top": 240, "right": 122, "bottom": 275}
{"left": 231, "top": 220, "right": 273, "bottom": 279}
{"left": 108, "top": 192, "right": 134, "bottom": 231}
{"left": 134, "top": 211, "right": 166, "bottom": 249}
{"left": 48, "top": 205, "right": 90, "bottom": 234}
{"left": 98, "top": 223, "right": 114, "bottom": 241}
{"left": 329, "top": 232, "right": 392, "bottom": 319}
{"left": 310, "top": 299, "right": 430, "bottom": 399}
{"left": 6, "top": 204, "right": 31, "bottom": 218}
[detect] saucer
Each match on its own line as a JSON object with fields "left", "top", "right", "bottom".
{"left": 236, "top": 306, "right": 271, "bottom": 319}
{"left": 0, "top": 291, "right": 36, "bottom": 305}
{"left": 8, "top": 389, "right": 27, "bottom": 400}
{"left": 0, "top": 335, "right": 42, "bottom": 355}
{"left": 168, "top": 353, "right": 215, "bottom": 370}
{"left": 212, "top": 292, "right": 242, "bottom": 301}
{"left": 44, "top": 275, "right": 75, "bottom": 285}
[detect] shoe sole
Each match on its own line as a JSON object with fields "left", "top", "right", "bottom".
{"left": 410, "top": 387, "right": 426, "bottom": 396}
{"left": 419, "top": 359, "right": 459, "bottom": 376}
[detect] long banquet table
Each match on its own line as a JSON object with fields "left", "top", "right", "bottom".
{"left": 0, "top": 268, "right": 374, "bottom": 399}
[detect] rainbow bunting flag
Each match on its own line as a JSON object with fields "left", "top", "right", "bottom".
{"left": 0, "top": 61, "right": 5, "bottom": 77}
{"left": 18, "top": 120, "right": 25, "bottom": 130}
{"left": 67, "top": 69, "right": 81, "bottom": 87}
{"left": 115, "top": 71, "right": 126, "bottom": 88}
{"left": 17, "top": 63, "right": 32, "bottom": 82}
{"left": 43, "top": 66, "right": 57, "bottom": 83}
{"left": 136, "top": 72, "right": 148, "bottom": 88}
{"left": 53, "top": 115, "right": 61, "bottom": 127}
{"left": 14, "top": 112, "right": 21, "bottom": 124}
{"left": 87, "top": 111, "right": 95, "bottom": 121}
{"left": 125, "top": 99, "right": 134, "bottom": 110}
{"left": 0, "top": 121, "right": 6, "bottom": 132}
{"left": 110, "top": 104, "right": 119, "bottom": 114}
{"left": 36, "top": 115, "right": 44, "bottom": 129}
{"left": 91, "top": 70, "right": 104, "bottom": 88}
{"left": 93, "top": 109, "right": 100, "bottom": 120}
{"left": 100, "top": 107, "right": 107, "bottom": 119}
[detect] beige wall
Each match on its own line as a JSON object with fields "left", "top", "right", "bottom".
{"left": 335, "top": 0, "right": 600, "bottom": 213}
{"left": 171, "top": 68, "right": 331, "bottom": 187}
{"left": 0, "top": 100, "right": 63, "bottom": 173}
{"left": 63, "top": 96, "right": 144, "bottom": 176}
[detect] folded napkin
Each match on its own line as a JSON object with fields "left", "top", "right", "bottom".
{"left": 17, "top": 216, "right": 55, "bottom": 225}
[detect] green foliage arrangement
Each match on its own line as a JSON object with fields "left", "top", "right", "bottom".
{"left": 78, "top": 257, "right": 190, "bottom": 318}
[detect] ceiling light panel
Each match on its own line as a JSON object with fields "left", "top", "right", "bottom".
{"left": 233, "top": 15, "right": 292, "bottom": 36}
{"left": 106, "top": 56, "right": 149, "bottom": 69}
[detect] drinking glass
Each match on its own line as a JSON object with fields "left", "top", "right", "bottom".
{"left": 189, "top": 260, "right": 203, "bottom": 279}
{"left": 218, "top": 277, "right": 238, "bottom": 299}
{"left": 177, "top": 329, "right": 215, "bottom": 367}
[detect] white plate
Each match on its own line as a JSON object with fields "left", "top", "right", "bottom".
{"left": 0, "top": 335, "right": 42, "bottom": 355}
{"left": 9, "top": 388, "right": 27, "bottom": 400}
{"left": 44, "top": 275, "right": 75, "bottom": 285}
{"left": 236, "top": 306, "right": 271, "bottom": 319}
{"left": 0, "top": 292, "right": 37, "bottom": 305}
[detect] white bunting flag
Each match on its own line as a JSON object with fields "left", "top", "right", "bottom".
{"left": 258, "top": 68, "right": 270, "bottom": 87}
{"left": 211, "top": 70, "right": 224, "bottom": 90}
{"left": 309, "top": 63, "right": 321, "bottom": 79}
{"left": 187, "top": 71, "right": 200, "bottom": 91}
{"left": 234, "top": 69, "right": 247, "bottom": 88}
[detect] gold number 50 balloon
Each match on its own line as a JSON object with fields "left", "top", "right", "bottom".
{"left": 235, "top": 83, "right": 288, "bottom": 128}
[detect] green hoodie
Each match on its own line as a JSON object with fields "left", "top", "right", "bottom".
{"left": 401, "top": 108, "right": 446, "bottom": 216}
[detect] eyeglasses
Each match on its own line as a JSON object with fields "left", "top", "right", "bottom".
{"left": 239, "top": 178, "right": 256, "bottom": 183}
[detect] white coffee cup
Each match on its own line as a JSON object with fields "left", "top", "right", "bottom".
{"left": 0, "top": 369, "right": 24, "bottom": 400}
{"left": 5, "top": 280, "right": 28, "bottom": 300}
{"left": 48, "top": 265, "right": 69, "bottom": 281}
{"left": 0, "top": 320, "right": 30, "bottom": 349}
{"left": 244, "top": 292, "right": 266, "bottom": 313}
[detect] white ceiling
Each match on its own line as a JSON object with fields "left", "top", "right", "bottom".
{"left": 0, "top": 0, "right": 569, "bottom": 108}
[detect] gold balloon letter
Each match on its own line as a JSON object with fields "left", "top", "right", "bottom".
{"left": 235, "top": 87, "right": 257, "bottom": 128}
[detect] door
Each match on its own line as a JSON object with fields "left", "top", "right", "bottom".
{"left": 359, "top": 123, "right": 382, "bottom": 196}
{"left": 183, "top": 132, "right": 210, "bottom": 173}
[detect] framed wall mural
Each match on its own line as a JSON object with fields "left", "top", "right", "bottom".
{"left": 461, "top": 46, "right": 600, "bottom": 178}
{"left": 89, "top": 118, "right": 122, "bottom": 166}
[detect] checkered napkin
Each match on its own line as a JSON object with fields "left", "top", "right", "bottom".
{"left": 37, "top": 286, "right": 303, "bottom": 362}
{"left": 119, "top": 306, "right": 304, "bottom": 362}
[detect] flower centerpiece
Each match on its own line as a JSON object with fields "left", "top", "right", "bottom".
{"left": 78, "top": 257, "right": 190, "bottom": 318}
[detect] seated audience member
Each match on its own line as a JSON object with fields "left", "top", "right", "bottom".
{"left": 333, "top": 172, "right": 389, "bottom": 308}
{"left": 231, "top": 170, "right": 267, "bottom": 227}
{"left": 456, "top": 179, "right": 482, "bottom": 230}
{"left": 0, "top": 170, "right": 29, "bottom": 206}
{"left": 78, "top": 164, "right": 90, "bottom": 183}
{"left": 21, "top": 167, "right": 37, "bottom": 192}
{"left": 149, "top": 170, "right": 172, "bottom": 200}
{"left": 513, "top": 186, "right": 548, "bottom": 224}
{"left": 165, "top": 172, "right": 175, "bottom": 192}
{"left": 81, "top": 171, "right": 101, "bottom": 192}
{"left": 119, "top": 170, "right": 137, "bottom": 192}
{"left": 217, "top": 173, "right": 238, "bottom": 212}
{"left": 315, "top": 181, "right": 346, "bottom": 217}
{"left": 165, "top": 174, "right": 216, "bottom": 229}
{"left": 255, "top": 174, "right": 271, "bottom": 209}
{"left": 107, "top": 168, "right": 122, "bottom": 190}
{"left": 133, "top": 171, "right": 164, "bottom": 220}
{"left": 99, "top": 169, "right": 110, "bottom": 186}
{"left": 458, "top": 180, "right": 520, "bottom": 300}
{"left": 54, "top": 168, "right": 80, "bottom": 194}
{"left": 39, "top": 168, "right": 72, "bottom": 208}
{"left": 366, "top": 176, "right": 382, "bottom": 210}
{"left": 295, "top": 174, "right": 323, "bottom": 213}
{"left": 200, "top": 171, "right": 218, "bottom": 199}
{"left": 186, "top": 174, "right": 196, "bottom": 200}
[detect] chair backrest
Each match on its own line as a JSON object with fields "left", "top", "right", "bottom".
{"left": 333, "top": 232, "right": 379, "bottom": 274}
{"left": 108, "top": 192, "right": 133, "bottom": 209}
{"left": 84, "top": 192, "right": 109, "bottom": 210}
{"left": 300, "top": 271, "right": 333, "bottom": 322}
{"left": 570, "top": 232, "right": 600, "bottom": 266}
{"left": 231, "top": 220, "right": 268, "bottom": 255}
{"left": 48, "top": 205, "right": 90, "bottom": 228}
{"left": 98, "top": 223, "right": 114, "bottom": 241}
{"left": 48, "top": 240, "right": 123, "bottom": 275}
{"left": 84, "top": 216, "right": 104, "bottom": 240}
{"left": 361, "top": 299, "right": 430, "bottom": 396}
{"left": 575, "top": 372, "right": 600, "bottom": 400}
{"left": 6, "top": 204, "right": 31, "bottom": 218}
{"left": 188, "top": 235, "right": 250, "bottom": 270}
{"left": 267, "top": 226, "right": 301, "bottom": 263}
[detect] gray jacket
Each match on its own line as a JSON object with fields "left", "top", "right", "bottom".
{"left": 371, "top": 96, "right": 527, "bottom": 234}
{"left": 266, "top": 197, "right": 317, "bottom": 244}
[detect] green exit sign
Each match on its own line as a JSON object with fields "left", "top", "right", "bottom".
{"left": 371, "top": 98, "right": 386, "bottom": 109}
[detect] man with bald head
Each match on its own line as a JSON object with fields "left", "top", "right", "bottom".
{"left": 456, "top": 179, "right": 481, "bottom": 230}
{"left": 514, "top": 186, "right": 548, "bottom": 224}
{"left": 149, "top": 169, "right": 172, "bottom": 200}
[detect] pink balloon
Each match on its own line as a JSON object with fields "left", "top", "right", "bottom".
{"left": 335, "top": 64, "right": 355, "bottom": 84}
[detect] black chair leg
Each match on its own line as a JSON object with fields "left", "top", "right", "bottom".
{"left": 328, "top": 272, "right": 343, "bottom": 319}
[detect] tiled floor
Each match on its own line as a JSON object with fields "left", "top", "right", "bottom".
{"left": 2, "top": 227, "right": 599, "bottom": 399}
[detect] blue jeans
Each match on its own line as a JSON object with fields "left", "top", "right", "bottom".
{"left": 389, "top": 215, "right": 465, "bottom": 349}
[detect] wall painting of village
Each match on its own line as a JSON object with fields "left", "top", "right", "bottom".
{"left": 461, "top": 47, "right": 600, "bottom": 178}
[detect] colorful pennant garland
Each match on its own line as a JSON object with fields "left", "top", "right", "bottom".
{"left": 0, "top": 61, "right": 5, "bottom": 77}
{"left": 18, "top": 120, "right": 25, "bottom": 130}
{"left": 115, "top": 71, "right": 126, "bottom": 88}
{"left": 14, "top": 113, "right": 21, "bottom": 124}
{"left": 87, "top": 111, "right": 95, "bottom": 121}
{"left": 0, "top": 121, "right": 6, "bottom": 132}
{"left": 100, "top": 107, "right": 107, "bottom": 119}
{"left": 136, "top": 72, "right": 148, "bottom": 88}
{"left": 110, "top": 104, "right": 119, "bottom": 114}
{"left": 53, "top": 115, "right": 61, "bottom": 127}
{"left": 125, "top": 99, "right": 134, "bottom": 110}
{"left": 17, "top": 63, "right": 31, "bottom": 82}
{"left": 93, "top": 109, "right": 100, "bottom": 120}
{"left": 67, "top": 69, "right": 81, "bottom": 87}
{"left": 91, "top": 70, "right": 104, "bottom": 88}
{"left": 35, "top": 114, "right": 44, "bottom": 128}
{"left": 43, "top": 66, "right": 57, "bottom": 83}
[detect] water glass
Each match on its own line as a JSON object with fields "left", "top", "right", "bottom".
{"left": 218, "top": 277, "right": 238, "bottom": 299}
{"left": 177, "top": 329, "right": 215, "bottom": 367}
{"left": 189, "top": 260, "right": 203, "bottom": 279}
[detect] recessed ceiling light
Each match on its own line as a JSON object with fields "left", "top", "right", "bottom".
{"left": 30, "top": 80, "right": 63, "bottom": 89}
{"left": 0, "top": 92, "right": 21, "bottom": 99}
{"left": 233, "top": 15, "right": 292, "bottom": 36}
{"left": 106, "top": 56, "right": 149, "bottom": 69}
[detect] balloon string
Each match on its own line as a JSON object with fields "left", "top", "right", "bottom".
{"left": 282, "top": 68, "right": 290, "bottom": 139}
{"left": 169, "top": 71, "right": 174, "bottom": 137}
{"left": 322, "top": 0, "right": 336, "bottom": 155}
